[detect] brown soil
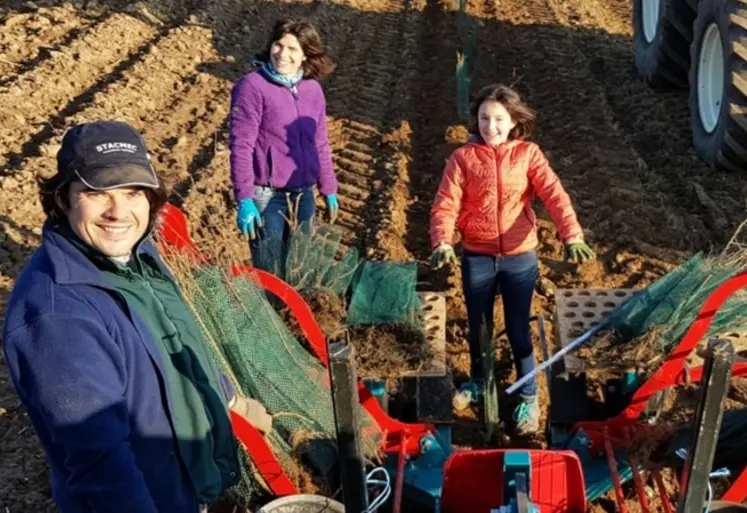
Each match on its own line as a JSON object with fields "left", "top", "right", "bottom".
{"left": 339, "top": 324, "right": 433, "bottom": 385}
{"left": 3, "top": 0, "right": 747, "bottom": 511}
{"left": 283, "top": 287, "right": 348, "bottom": 342}
{"left": 280, "top": 287, "right": 434, "bottom": 388}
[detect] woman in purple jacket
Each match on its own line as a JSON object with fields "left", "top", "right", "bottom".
{"left": 229, "top": 18, "right": 339, "bottom": 262}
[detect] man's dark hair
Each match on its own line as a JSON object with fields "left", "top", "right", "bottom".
{"left": 38, "top": 172, "right": 168, "bottom": 227}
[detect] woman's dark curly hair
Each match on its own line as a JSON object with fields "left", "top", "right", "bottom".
{"left": 256, "top": 18, "right": 335, "bottom": 81}
{"left": 469, "top": 83, "right": 536, "bottom": 141}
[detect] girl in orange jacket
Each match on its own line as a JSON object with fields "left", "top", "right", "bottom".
{"left": 429, "top": 84, "right": 595, "bottom": 435}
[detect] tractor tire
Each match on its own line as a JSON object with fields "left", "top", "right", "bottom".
{"left": 689, "top": 0, "right": 747, "bottom": 172}
{"left": 633, "top": 0, "right": 696, "bottom": 88}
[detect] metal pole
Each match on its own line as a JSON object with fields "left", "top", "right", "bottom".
{"left": 677, "top": 338, "right": 735, "bottom": 513}
{"left": 506, "top": 319, "right": 610, "bottom": 395}
{"left": 328, "top": 342, "right": 369, "bottom": 512}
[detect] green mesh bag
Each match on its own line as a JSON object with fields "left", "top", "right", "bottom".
{"left": 186, "top": 266, "right": 382, "bottom": 504}
{"left": 607, "top": 251, "right": 747, "bottom": 354}
{"left": 345, "top": 261, "right": 422, "bottom": 326}
{"left": 252, "top": 237, "right": 285, "bottom": 279}
{"left": 252, "top": 223, "right": 360, "bottom": 298}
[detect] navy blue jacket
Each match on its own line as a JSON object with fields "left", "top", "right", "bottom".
{"left": 2, "top": 227, "right": 236, "bottom": 513}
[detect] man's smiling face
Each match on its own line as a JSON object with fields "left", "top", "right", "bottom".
{"left": 66, "top": 180, "right": 150, "bottom": 258}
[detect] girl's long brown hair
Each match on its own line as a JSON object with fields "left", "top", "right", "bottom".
{"left": 257, "top": 18, "right": 335, "bottom": 81}
{"left": 470, "top": 83, "right": 536, "bottom": 141}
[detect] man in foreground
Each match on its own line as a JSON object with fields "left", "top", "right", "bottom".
{"left": 3, "top": 120, "right": 271, "bottom": 513}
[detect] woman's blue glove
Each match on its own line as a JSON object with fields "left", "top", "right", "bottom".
{"left": 325, "top": 194, "right": 339, "bottom": 223}
{"left": 236, "top": 198, "right": 262, "bottom": 238}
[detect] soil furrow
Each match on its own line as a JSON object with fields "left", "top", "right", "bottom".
{"left": 335, "top": 148, "right": 375, "bottom": 163}
{"left": 3, "top": 22, "right": 219, "bottom": 181}
{"left": 0, "top": 5, "right": 100, "bottom": 84}
{"left": 305, "top": 0, "right": 409, "bottom": 251}
{"left": 336, "top": 182, "right": 370, "bottom": 202}
{"left": 401, "top": 0, "right": 460, "bottom": 265}
{"left": 0, "top": 24, "right": 222, "bottom": 271}
{"left": 335, "top": 157, "right": 374, "bottom": 177}
{"left": 0, "top": 13, "right": 159, "bottom": 170}
{"left": 141, "top": 75, "right": 231, "bottom": 191}
{"left": 359, "top": 0, "right": 426, "bottom": 262}
{"left": 351, "top": 9, "right": 412, "bottom": 255}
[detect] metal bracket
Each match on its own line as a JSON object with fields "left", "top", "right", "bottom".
{"left": 677, "top": 338, "right": 735, "bottom": 513}
{"left": 502, "top": 452, "right": 534, "bottom": 513}
{"left": 328, "top": 342, "right": 369, "bottom": 512}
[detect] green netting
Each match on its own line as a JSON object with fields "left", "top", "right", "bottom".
{"left": 185, "top": 265, "right": 383, "bottom": 505}
{"left": 252, "top": 224, "right": 423, "bottom": 326}
{"left": 607, "top": 251, "right": 747, "bottom": 353}
{"left": 346, "top": 261, "right": 422, "bottom": 326}
{"left": 252, "top": 222, "right": 360, "bottom": 297}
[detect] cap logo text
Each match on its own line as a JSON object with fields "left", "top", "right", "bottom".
{"left": 95, "top": 142, "right": 138, "bottom": 154}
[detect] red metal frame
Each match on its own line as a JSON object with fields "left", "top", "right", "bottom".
{"left": 627, "top": 455, "right": 650, "bottom": 513}
{"left": 652, "top": 469, "right": 674, "bottom": 513}
{"left": 571, "top": 270, "right": 747, "bottom": 508}
{"left": 722, "top": 466, "right": 747, "bottom": 503}
{"left": 155, "top": 203, "right": 205, "bottom": 262}
{"left": 154, "top": 203, "right": 436, "bottom": 493}
{"left": 230, "top": 410, "right": 297, "bottom": 496}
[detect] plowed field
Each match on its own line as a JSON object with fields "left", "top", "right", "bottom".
{"left": 2, "top": 0, "right": 746, "bottom": 511}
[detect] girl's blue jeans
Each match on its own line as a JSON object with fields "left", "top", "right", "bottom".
{"left": 461, "top": 249, "right": 538, "bottom": 398}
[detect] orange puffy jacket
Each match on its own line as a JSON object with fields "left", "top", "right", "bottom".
{"left": 430, "top": 139, "right": 584, "bottom": 256}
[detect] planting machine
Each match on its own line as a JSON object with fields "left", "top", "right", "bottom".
{"left": 156, "top": 203, "right": 747, "bottom": 512}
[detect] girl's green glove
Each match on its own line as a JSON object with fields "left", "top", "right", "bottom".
{"left": 431, "top": 243, "right": 457, "bottom": 269}
{"left": 565, "top": 241, "right": 596, "bottom": 263}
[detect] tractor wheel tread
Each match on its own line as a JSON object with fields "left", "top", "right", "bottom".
{"left": 729, "top": 12, "right": 747, "bottom": 31}
{"left": 731, "top": 71, "right": 747, "bottom": 102}
{"left": 731, "top": 41, "right": 747, "bottom": 64}
{"left": 724, "top": 131, "right": 747, "bottom": 161}
{"left": 660, "top": 32, "right": 692, "bottom": 69}
{"left": 668, "top": 8, "right": 695, "bottom": 41}
{"left": 634, "top": 0, "right": 696, "bottom": 88}
{"left": 716, "top": 147, "right": 746, "bottom": 172}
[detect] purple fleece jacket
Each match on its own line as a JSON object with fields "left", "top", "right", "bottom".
{"left": 228, "top": 70, "right": 338, "bottom": 201}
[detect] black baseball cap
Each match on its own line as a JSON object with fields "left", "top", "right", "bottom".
{"left": 57, "top": 120, "right": 159, "bottom": 190}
